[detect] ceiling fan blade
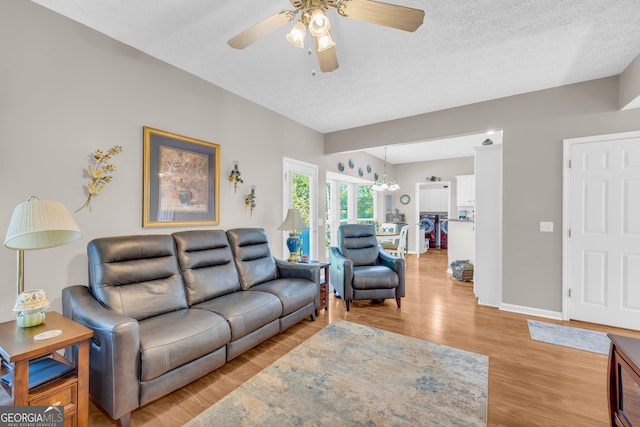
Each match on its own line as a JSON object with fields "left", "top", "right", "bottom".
{"left": 228, "top": 10, "right": 296, "bottom": 49}
{"left": 337, "top": 0, "right": 425, "bottom": 32}
{"left": 314, "top": 36, "right": 339, "bottom": 73}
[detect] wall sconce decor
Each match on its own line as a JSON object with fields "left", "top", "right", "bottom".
{"left": 228, "top": 161, "right": 243, "bottom": 193}
{"left": 76, "top": 145, "right": 123, "bottom": 212}
{"left": 245, "top": 186, "right": 256, "bottom": 215}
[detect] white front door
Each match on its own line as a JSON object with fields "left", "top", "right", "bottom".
{"left": 565, "top": 131, "right": 640, "bottom": 330}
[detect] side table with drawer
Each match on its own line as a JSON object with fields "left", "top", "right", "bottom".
{"left": 0, "top": 311, "right": 93, "bottom": 427}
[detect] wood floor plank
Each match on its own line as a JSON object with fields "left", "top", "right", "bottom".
{"left": 87, "top": 249, "right": 640, "bottom": 426}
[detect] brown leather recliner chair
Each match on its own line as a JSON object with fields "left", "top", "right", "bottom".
{"left": 329, "top": 224, "right": 405, "bottom": 311}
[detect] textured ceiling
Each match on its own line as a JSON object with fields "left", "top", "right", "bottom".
{"left": 31, "top": 0, "right": 640, "bottom": 138}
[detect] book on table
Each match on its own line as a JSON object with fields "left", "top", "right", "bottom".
{"left": 0, "top": 357, "right": 74, "bottom": 390}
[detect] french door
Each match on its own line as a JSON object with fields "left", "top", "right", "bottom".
{"left": 283, "top": 158, "right": 318, "bottom": 261}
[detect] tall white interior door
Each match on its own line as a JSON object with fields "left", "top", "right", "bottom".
{"left": 283, "top": 158, "right": 317, "bottom": 261}
{"left": 565, "top": 131, "right": 640, "bottom": 330}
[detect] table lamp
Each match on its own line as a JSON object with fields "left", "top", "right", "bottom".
{"left": 4, "top": 197, "right": 82, "bottom": 326}
{"left": 278, "top": 208, "right": 309, "bottom": 263}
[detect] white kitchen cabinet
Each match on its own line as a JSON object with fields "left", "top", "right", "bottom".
{"left": 456, "top": 175, "right": 475, "bottom": 207}
{"left": 420, "top": 187, "right": 449, "bottom": 212}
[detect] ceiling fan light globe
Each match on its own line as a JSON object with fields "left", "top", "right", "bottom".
{"left": 316, "top": 32, "right": 335, "bottom": 52}
{"left": 308, "top": 8, "right": 330, "bottom": 37}
{"left": 286, "top": 21, "right": 306, "bottom": 48}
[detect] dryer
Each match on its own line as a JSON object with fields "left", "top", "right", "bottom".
{"left": 440, "top": 215, "right": 448, "bottom": 249}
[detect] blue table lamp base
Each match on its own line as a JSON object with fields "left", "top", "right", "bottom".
{"left": 286, "top": 232, "right": 301, "bottom": 263}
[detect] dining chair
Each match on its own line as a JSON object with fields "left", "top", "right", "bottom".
{"left": 382, "top": 225, "right": 409, "bottom": 259}
{"left": 377, "top": 223, "right": 399, "bottom": 245}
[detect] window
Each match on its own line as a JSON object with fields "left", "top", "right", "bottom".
{"left": 356, "top": 184, "right": 375, "bottom": 224}
{"left": 339, "top": 183, "right": 349, "bottom": 225}
{"left": 325, "top": 178, "right": 378, "bottom": 257}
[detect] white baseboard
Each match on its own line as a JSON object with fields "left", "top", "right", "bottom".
{"left": 499, "top": 303, "right": 563, "bottom": 320}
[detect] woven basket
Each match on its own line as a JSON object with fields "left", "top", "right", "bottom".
{"left": 451, "top": 260, "right": 474, "bottom": 282}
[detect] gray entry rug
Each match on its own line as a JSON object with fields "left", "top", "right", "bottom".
{"left": 527, "top": 319, "right": 610, "bottom": 355}
{"left": 185, "top": 320, "right": 488, "bottom": 427}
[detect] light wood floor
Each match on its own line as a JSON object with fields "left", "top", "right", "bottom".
{"left": 88, "top": 249, "right": 640, "bottom": 426}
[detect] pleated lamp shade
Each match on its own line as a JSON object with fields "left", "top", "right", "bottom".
{"left": 4, "top": 197, "right": 81, "bottom": 250}
{"left": 278, "top": 208, "right": 309, "bottom": 232}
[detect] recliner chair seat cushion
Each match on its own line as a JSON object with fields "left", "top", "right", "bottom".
{"left": 251, "top": 278, "right": 317, "bottom": 316}
{"left": 352, "top": 266, "right": 399, "bottom": 290}
{"left": 139, "top": 309, "right": 230, "bottom": 382}
{"left": 192, "top": 291, "right": 282, "bottom": 341}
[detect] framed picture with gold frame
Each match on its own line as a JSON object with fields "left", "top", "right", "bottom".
{"left": 143, "top": 126, "right": 220, "bottom": 227}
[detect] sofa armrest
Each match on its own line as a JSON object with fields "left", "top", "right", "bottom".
{"left": 377, "top": 249, "right": 406, "bottom": 298}
{"left": 275, "top": 259, "right": 319, "bottom": 283}
{"left": 378, "top": 248, "right": 402, "bottom": 271}
{"left": 329, "top": 247, "right": 354, "bottom": 300}
{"left": 275, "top": 259, "right": 321, "bottom": 308}
{"left": 62, "top": 285, "right": 140, "bottom": 421}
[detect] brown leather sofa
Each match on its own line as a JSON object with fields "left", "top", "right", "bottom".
{"left": 62, "top": 228, "right": 319, "bottom": 427}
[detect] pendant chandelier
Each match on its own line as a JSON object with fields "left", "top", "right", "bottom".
{"left": 372, "top": 147, "right": 399, "bottom": 192}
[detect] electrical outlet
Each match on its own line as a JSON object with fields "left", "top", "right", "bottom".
{"left": 539, "top": 221, "right": 554, "bottom": 232}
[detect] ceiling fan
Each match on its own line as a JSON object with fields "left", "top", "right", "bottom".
{"left": 227, "top": 0, "right": 425, "bottom": 73}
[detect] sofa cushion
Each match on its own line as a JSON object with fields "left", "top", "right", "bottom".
{"left": 173, "top": 230, "right": 242, "bottom": 305}
{"left": 251, "top": 278, "right": 317, "bottom": 317}
{"left": 192, "top": 291, "right": 282, "bottom": 341}
{"left": 138, "top": 309, "right": 230, "bottom": 382}
{"left": 338, "top": 224, "right": 379, "bottom": 266}
{"left": 227, "top": 228, "right": 277, "bottom": 290}
{"left": 88, "top": 235, "right": 188, "bottom": 321}
{"left": 352, "top": 265, "right": 399, "bottom": 290}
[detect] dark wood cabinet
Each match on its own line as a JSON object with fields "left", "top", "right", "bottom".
{"left": 608, "top": 334, "right": 640, "bottom": 427}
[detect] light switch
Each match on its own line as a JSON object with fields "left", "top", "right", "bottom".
{"left": 539, "top": 221, "right": 554, "bottom": 232}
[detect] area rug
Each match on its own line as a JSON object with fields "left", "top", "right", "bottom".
{"left": 527, "top": 319, "right": 610, "bottom": 355}
{"left": 185, "top": 321, "right": 488, "bottom": 426}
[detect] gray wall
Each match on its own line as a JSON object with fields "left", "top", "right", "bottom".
{"left": 326, "top": 77, "right": 640, "bottom": 312}
{"left": 620, "top": 53, "right": 640, "bottom": 109}
{"left": 4, "top": 0, "right": 640, "bottom": 320}
{"left": 0, "top": 0, "right": 324, "bottom": 321}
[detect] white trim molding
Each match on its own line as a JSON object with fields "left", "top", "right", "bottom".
{"left": 500, "top": 303, "right": 563, "bottom": 321}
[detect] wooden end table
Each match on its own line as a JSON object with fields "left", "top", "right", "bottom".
{"left": 0, "top": 311, "right": 93, "bottom": 427}
{"left": 305, "top": 261, "right": 330, "bottom": 314}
